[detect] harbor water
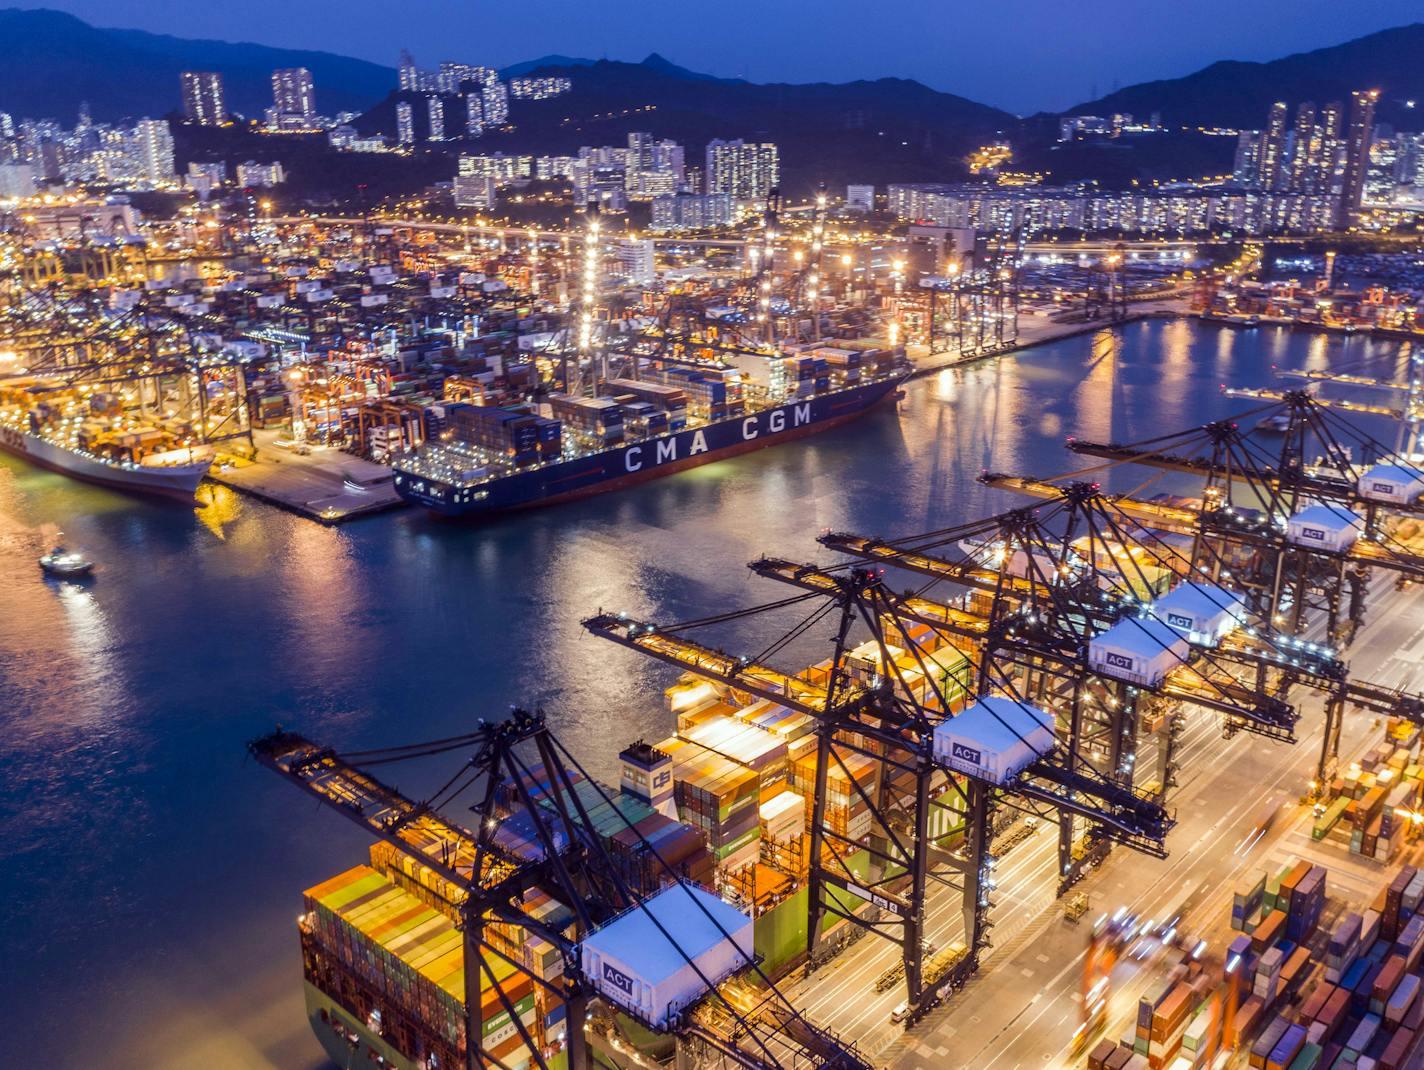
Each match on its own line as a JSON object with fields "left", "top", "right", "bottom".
{"left": 0, "top": 319, "right": 1414, "bottom": 1067}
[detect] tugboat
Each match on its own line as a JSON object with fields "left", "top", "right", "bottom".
{"left": 39, "top": 543, "right": 94, "bottom": 579}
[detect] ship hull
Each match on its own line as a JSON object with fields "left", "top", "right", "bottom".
{"left": 395, "top": 377, "right": 903, "bottom": 517}
{"left": 0, "top": 426, "right": 212, "bottom": 501}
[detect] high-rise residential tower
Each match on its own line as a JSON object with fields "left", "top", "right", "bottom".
{"left": 1256, "top": 101, "right": 1288, "bottom": 189}
{"left": 395, "top": 101, "right": 415, "bottom": 146}
{"left": 1337, "top": 89, "right": 1379, "bottom": 226}
{"left": 135, "top": 118, "right": 175, "bottom": 183}
{"left": 271, "top": 68, "right": 316, "bottom": 124}
{"left": 180, "top": 71, "right": 226, "bottom": 126}
{"left": 704, "top": 139, "right": 780, "bottom": 200}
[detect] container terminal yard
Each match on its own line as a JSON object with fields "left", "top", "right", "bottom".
{"left": 3, "top": 190, "right": 1222, "bottom": 523}
{"left": 249, "top": 354, "right": 1424, "bottom": 1070}
{"left": 0, "top": 196, "right": 949, "bottom": 521}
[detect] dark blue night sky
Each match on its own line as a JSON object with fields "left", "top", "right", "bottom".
{"left": 29, "top": 0, "right": 1424, "bottom": 113}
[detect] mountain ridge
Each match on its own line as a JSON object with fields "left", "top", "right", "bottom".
{"left": 0, "top": 7, "right": 395, "bottom": 121}
{"left": 1065, "top": 23, "right": 1424, "bottom": 128}
{"left": 357, "top": 56, "right": 1014, "bottom": 192}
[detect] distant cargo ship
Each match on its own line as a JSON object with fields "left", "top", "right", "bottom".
{"left": 0, "top": 422, "right": 213, "bottom": 500}
{"left": 392, "top": 371, "right": 906, "bottom": 517}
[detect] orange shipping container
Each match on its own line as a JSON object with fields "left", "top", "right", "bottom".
{"left": 1253, "top": 910, "right": 1287, "bottom": 952}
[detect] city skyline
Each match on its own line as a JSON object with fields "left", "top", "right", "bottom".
{"left": 19, "top": 0, "right": 1424, "bottom": 114}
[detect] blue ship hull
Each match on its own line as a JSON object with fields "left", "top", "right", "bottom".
{"left": 394, "top": 376, "right": 904, "bottom": 516}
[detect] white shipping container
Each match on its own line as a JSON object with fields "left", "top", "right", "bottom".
{"left": 579, "top": 883, "right": 753, "bottom": 1029}
{"left": 1286, "top": 505, "right": 1363, "bottom": 553}
{"left": 518, "top": 331, "right": 559, "bottom": 351}
{"left": 294, "top": 279, "right": 320, "bottom": 294}
{"left": 844, "top": 639, "right": 906, "bottom": 685}
{"left": 846, "top": 806, "right": 873, "bottom": 842}
{"left": 360, "top": 294, "right": 388, "bottom": 308}
{"left": 1362, "top": 909, "right": 1381, "bottom": 949}
{"left": 256, "top": 294, "right": 283, "bottom": 309}
{"left": 430, "top": 285, "right": 457, "bottom": 298}
{"left": 932, "top": 697, "right": 1055, "bottom": 785}
{"left": 1087, "top": 618, "right": 1189, "bottom": 687}
{"left": 305, "top": 289, "right": 333, "bottom": 303}
{"left": 1405, "top": 874, "right": 1424, "bottom": 913}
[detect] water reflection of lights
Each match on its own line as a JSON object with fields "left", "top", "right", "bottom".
{"left": 1214, "top": 322, "right": 1236, "bottom": 362}
{"left": 193, "top": 482, "right": 243, "bottom": 540}
{"left": 1072, "top": 330, "right": 1119, "bottom": 444}
{"left": 49, "top": 578, "right": 124, "bottom": 711}
{"left": 1303, "top": 332, "right": 1331, "bottom": 369}
{"left": 932, "top": 367, "right": 959, "bottom": 403}
{"left": 280, "top": 522, "right": 362, "bottom": 656}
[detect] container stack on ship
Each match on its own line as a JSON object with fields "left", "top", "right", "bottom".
{"left": 389, "top": 214, "right": 909, "bottom": 516}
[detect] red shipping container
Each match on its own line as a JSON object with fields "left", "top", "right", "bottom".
{"left": 1374, "top": 954, "right": 1406, "bottom": 1006}
{"left": 1298, "top": 983, "right": 1334, "bottom": 1022}
{"left": 1315, "top": 987, "right": 1350, "bottom": 1042}
{"left": 1380, "top": 1026, "right": 1415, "bottom": 1070}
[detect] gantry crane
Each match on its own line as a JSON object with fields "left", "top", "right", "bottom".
{"left": 0, "top": 278, "right": 256, "bottom": 448}
{"left": 990, "top": 394, "right": 1424, "bottom": 783}
{"left": 585, "top": 548, "right": 1175, "bottom": 1024}
{"left": 1272, "top": 356, "right": 1424, "bottom": 458}
{"left": 818, "top": 490, "right": 1307, "bottom": 886}
{"left": 1066, "top": 391, "right": 1424, "bottom": 643}
{"left": 251, "top": 709, "right": 870, "bottom": 1070}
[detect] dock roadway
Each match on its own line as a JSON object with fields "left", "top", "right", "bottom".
{"left": 208, "top": 430, "right": 405, "bottom": 523}
{"left": 778, "top": 582, "right": 1424, "bottom": 1066}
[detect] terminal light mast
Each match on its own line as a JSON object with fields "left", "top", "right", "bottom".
{"left": 573, "top": 209, "right": 601, "bottom": 395}
{"left": 809, "top": 188, "right": 827, "bottom": 340}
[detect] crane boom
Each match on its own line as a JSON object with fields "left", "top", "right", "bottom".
{"left": 582, "top": 612, "right": 865, "bottom": 715}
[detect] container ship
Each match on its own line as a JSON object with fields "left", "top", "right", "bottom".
{"left": 0, "top": 380, "right": 213, "bottom": 500}
{"left": 391, "top": 344, "right": 907, "bottom": 517}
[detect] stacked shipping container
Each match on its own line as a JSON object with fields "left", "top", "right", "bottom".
{"left": 1110, "top": 859, "right": 1424, "bottom": 1070}
{"left": 1312, "top": 720, "right": 1423, "bottom": 859}
{"left": 301, "top": 865, "right": 547, "bottom": 1070}
{"left": 447, "top": 403, "right": 562, "bottom": 466}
